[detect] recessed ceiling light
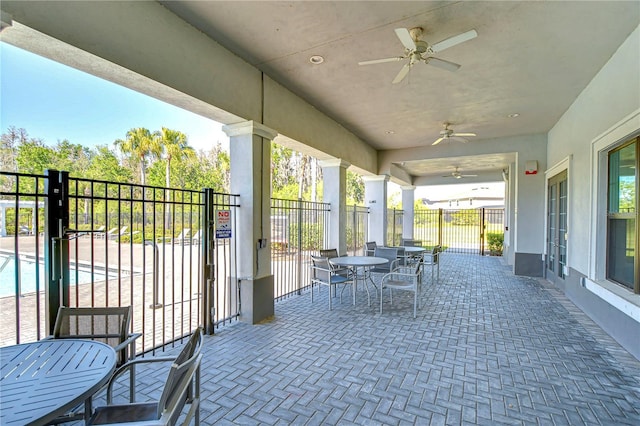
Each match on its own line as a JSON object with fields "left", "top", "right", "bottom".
{"left": 386, "top": 130, "right": 395, "bottom": 134}
{"left": 309, "top": 55, "right": 324, "bottom": 65}
{"left": 508, "top": 113, "right": 520, "bottom": 118}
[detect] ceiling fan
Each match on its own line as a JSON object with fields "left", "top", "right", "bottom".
{"left": 443, "top": 167, "right": 478, "bottom": 179}
{"left": 358, "top": 27, "right": 477, "bottom": 84}
{"left": 432, "top": 122, "right": 477, "bottom": 145}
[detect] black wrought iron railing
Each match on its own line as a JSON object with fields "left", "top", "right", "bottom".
{"left": 270, "top": 198, "right": 331, "bottom": 300}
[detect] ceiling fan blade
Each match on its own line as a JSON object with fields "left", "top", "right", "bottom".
{"left": 394, "top": 28, "right": 416, "bottom": 51}
{"left": 392, "top": 64, "right": 411, "bottom": 84}
{"left": 426, "top": 57, "right": 461, "bottom": 72}
{"left": 432, "top": 137, "right": 445, "bottom": 146}
{"left": 431, "top": 29, "right": 478, "bottom": 53}
{"left": 358, "top": 56, "right": 406, "bottom": 66}
{"left": 452, "top": 132, "right": 476, "bottom": 137}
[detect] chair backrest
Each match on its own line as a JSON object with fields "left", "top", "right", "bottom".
{"left": 433, "top": 245, "right": 442, "bottom": 263}
{"left": 158, "top": 327, "right": 203, "bottom": 424}
{"left": 373, "top": 247, "right": 398, "bottom": 272}
{"left": 176, "top": 229, "right": 190, "bottom": 239}
{"left": 401, "top": 239, "right": 420, "bottom": 247}
{"left": 392, "top": 246, "right": 406, "bottom": 266}
{"left": 311, "top": 255, "right": 332, "bottom": 283}
{"left": 53, "top": 306, "right": 132, "bottom": 365}
{"left": 319, "top": 248, "right": 339, "bottom": 259}
{"left": 365, "top": 241, "right": 377, "bottom": 256}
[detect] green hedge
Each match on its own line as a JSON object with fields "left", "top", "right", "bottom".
{"left": 487, "top": 232, "right": 504, "bottom": 256}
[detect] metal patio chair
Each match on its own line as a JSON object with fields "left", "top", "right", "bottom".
{"left": 49, "top": 306, "right": 142, "bottom": 422}
{"left": 369, "top": 247, "right": 399, "bottom": 276}
{"left": 310, "top": 255, "right": 353, "bottom": 310}
{"left": 422, "top": 245, "right": 442, "bottom": 283}
{"left": 380, "top": 261, "right": 422, "bottom": 318}
{"left": 365, "top": 241, "right": 377, "bottom": 256}
{"left": 319, "top": 248, "right": 350, "bottom": 278}
{"left": 89, "top": 327, "right": 203, "bottom": 425}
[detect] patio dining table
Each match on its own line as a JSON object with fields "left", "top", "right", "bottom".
{"left": 0, "top": 339, "right": 116, "bottom": 425}
{"left": 330, "top": 256, "right": 389, "bottom": 307}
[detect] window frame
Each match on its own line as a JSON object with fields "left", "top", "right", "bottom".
{"left": 606, "top": 138, "right": 639, "bottom": 291}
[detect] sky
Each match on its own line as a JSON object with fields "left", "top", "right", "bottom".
{"left": 0, "top": 42, "right": 503, "bottom": 200}
{"left": 0, "top": 42, "right": 228, "bottom": 152}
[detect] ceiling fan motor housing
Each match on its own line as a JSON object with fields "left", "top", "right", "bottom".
{"left": 414, "top": 40, "right": 429, "bottom": 54}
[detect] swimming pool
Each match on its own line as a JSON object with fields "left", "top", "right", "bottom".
{"left": 0, "top": 256, "right": 112, "bottom": 297}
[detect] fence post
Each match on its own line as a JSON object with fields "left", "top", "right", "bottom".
{"left": 480, "top": 208, "right": 486, "bottom": 256}
{"left": 297, "top": 198, "right": 303, "bottom": 295}
{"left": 44, "top": 169, "right": 69, "bottom": 335}
{"left": 352, "top": 205, "right": 356, "bottom": 254}
{"left": 438, "top": 208, "right": 443, "bottom": 247}
{"left": 202, "top": 188, "right": 216, "bottom": 334}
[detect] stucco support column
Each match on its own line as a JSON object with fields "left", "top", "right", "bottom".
{"left": 223, "top": 121, "right": 277, "bottom": 324}
{"left": 318, "top": 159, "right": 350, "bottom": 255}
{"left": 401, "top": 186, "right": 415, "bottom": 240}
{"left": 363, "top": 175, "right": 389, "bottom": 245}
{"left": 504, "top": 163, "right": 516, "bottom": 266}
{"left": 0, "top": 206, "right": 5, "bottom": 237}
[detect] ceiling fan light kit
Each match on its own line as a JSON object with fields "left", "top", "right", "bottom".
{"left": 358, "top": 26, "right": 478, "bottom": 84}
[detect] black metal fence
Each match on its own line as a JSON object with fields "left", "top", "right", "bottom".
{"left": 0, "top": 170, "right": 240, "bottom": 353}
{"left": 414, "top": 208, "right": 504, "bottom": 254}
{"left": 387, "top": 208, "right": 404, "bottom": 246}
{"left": 270, "top": 198, "right": 331, "bottom": 300}
{"left": 346, "top": 205, "right": 369, "bottom": 255}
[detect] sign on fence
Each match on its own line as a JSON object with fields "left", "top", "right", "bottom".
{"left": 216, "top": 210, "right": 232, "bottom": 239}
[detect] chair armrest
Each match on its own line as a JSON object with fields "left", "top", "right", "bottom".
{"left": 106, "top": 355, "right": 177, "bottom": 404}
{"left": 382, "top": 271, "right": 419, "bottom": 280}
{"left": 112, "top": 332, "right": 142, "bottom": 353}
{"left": 389, "top": 259, "right": 399, "bottom": 271}
{"left": 312, "top": 265, "right": 333, "bottom": 274}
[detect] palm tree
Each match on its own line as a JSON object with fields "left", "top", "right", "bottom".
{"left": 154, "top": 127, "right": 195, "bottom": 188}
{"left": 114, "top": 128, "right": 161, "bottom": 185}
{"left": 154, "top": 128, "right": 196, "bottom": 230}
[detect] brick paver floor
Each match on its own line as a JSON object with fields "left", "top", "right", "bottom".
{"left": 97, "top": 254, "right": 640, "bottom": 425}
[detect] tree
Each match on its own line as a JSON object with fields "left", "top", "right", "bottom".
{"left": 86, "top": 146, "right": 132, "bottom": 183}
{"left": 1, "top": 126, "right": 29, "bottom": 172}
{"left": 154, "top": 127, "right": 195, "bottom": 188}
{"left": 15, "top": 139, "right": 55, "bottom": 174}
{"left": 346, "top": 171, "right": 364, "bottom": 205}
{"left": 114, "top": 128, "right": 161, "bottom": 185}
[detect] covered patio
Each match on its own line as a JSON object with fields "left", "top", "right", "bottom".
{"left": 96, "top": 254, "right": 640, "bottom": 424}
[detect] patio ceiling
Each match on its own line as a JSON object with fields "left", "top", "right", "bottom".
{"left": 161, "top": 1, "right": 639, "bottom": 182}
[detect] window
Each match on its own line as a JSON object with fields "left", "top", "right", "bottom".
{"left": 607, "top": 138, "right": 639, "bottom": 292}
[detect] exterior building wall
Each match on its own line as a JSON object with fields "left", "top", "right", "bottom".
{"left": 547, "top": 24, "right": 640, "bottom": 359}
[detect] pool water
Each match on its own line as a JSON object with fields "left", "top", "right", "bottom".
{"left": 0, "top": 256, "right": 110, "bottom": 297}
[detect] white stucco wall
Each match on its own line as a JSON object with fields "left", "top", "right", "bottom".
{"left": 512, "top": 135, "right": 547, "bottom": 254}
{"left": 547, "top": 24, "right": 640, "bottom": 275}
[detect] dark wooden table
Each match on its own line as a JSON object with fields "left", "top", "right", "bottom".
{"left": 0, "top": 339, "right": 116, "bottom": 425}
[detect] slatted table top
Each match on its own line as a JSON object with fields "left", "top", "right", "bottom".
{"left": 0, "top": 339, "right": 116, "bottom": 426}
